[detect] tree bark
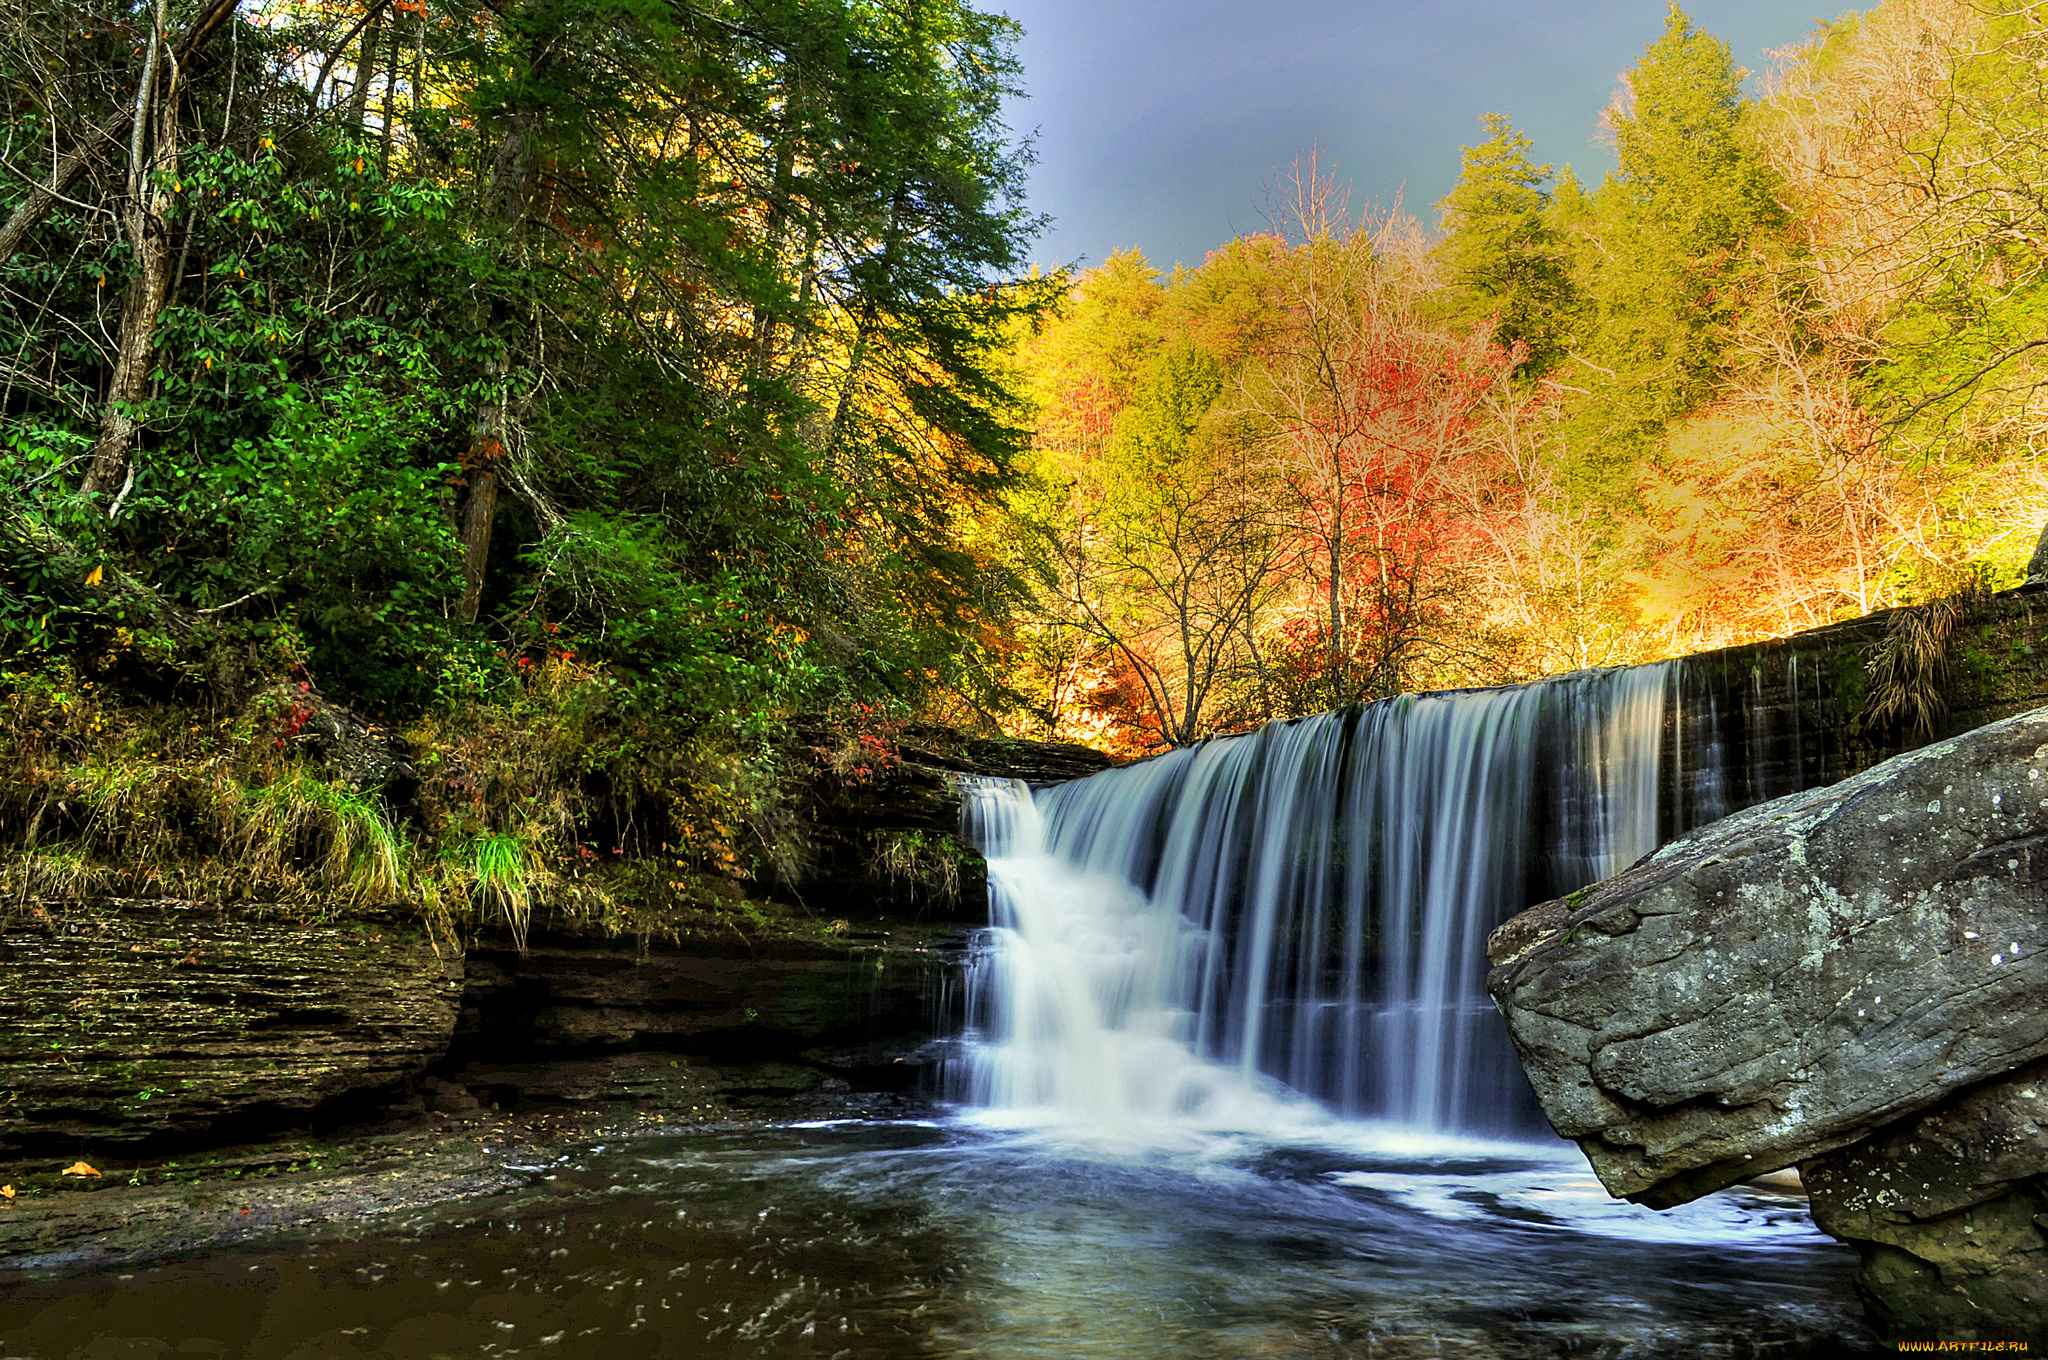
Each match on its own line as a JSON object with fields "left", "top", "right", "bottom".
{"left": 824, "top": 189, "right": 908, "bottom": 478}
{"left": 453, "top": 111, "right": 538, "bottom": 623}
{"left": 346, "top": 7, "right": 386, "bottom": 129}
{"left": 81, "top": 0, "right": 181, "bottom": 506}
{"left": 750, "top": 83, "right": 803, "bottom": 377}
{"left": 457, "top": 413, "right": 504, "bottom": 624}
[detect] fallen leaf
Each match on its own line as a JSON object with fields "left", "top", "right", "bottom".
{"left": 1, "top": 1184, "right": 15, "bottom": 1199}
{"left": 60, "top": 1161, "right": 100, "bottom": 1177}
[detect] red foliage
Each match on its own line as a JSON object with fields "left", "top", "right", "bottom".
{"left": 1269, "top": 313, "right": 1522, "bottom": 701}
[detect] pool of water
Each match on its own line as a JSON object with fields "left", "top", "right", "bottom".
{"left": 0, "top": 1117, "right": 1874, "bottom": 1359}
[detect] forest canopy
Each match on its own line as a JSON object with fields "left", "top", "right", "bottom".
{"left": 1, "top": 0, "right": 1049, "bottom": 727}
{"left": 4, "top": 0, "right": 2045, "bottom": 778}
{"left": 1004, "top": 0, "right": 2048, "bottom": 753}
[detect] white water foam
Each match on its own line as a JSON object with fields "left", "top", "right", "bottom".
{"left": 1328, "top": 1167, "right": 1829, "bottom": 1246}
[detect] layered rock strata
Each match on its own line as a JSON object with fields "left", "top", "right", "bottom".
{"left": 454, "top": 932, "right": 956, "bottom": 1082}
{"left": 791, "top": 723, "right": 1117, "bottom": 918}
{"left": 0, "top": 901, "right": 463, "bottom": 1154}
{"left": 1803, "top": 1059, "right": 2048, "bottom": 1338}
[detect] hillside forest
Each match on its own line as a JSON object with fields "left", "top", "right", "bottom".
{"left": 1, "top": 0, "right": 2043, "bottom": 934}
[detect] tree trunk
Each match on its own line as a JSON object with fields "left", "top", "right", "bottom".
{"left": 750, "top": 93, "right": 803, "bottom": 376}
{"left": 378, "top": 18, "right": 403, "bottom": 171}
{"left": 453, "top": 112, "right": 538, "bottom": 623}
{"left": 345, "top": 8, "right": 386, "bottom": 128}
{"left": 457, "top": 401, "right": 505, "bottom": 624}
{"left": 824, "top": 190, "right": 907, "bottom": 477}
{"left": 1326, "top": 495, "right": 1345, "bottom": 700}
{"left": 82, "top": 0, "right": 180, "bottom": 506}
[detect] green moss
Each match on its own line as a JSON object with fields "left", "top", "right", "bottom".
{"left": 1956, "top": 626, "right": 2005, "bottom": 702}
{"left": 1831, "top": 645, "right": 1871, "bottom": 730}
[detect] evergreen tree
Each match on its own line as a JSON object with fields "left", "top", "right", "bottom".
{"left": 1435, "top": 113, "right": 1575, "bottom": 372}
{"left": 1588, "top": 3, "right": 1786, "bottom": 419}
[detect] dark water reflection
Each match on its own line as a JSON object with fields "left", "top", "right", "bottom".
{"left": 0, "top": 1120, "right": 1874, "bottom": 1359}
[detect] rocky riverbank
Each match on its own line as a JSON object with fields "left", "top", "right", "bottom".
{"left": 0, "top": 904, "right": 958, "bottom": 1272}
{"left": 0, "top": 897, "right": 962, "bottom": 1159}
{"left": 0, "top": 710, "right": 1112, "bottom": 1272}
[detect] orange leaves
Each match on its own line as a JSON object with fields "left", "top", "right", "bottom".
{"left": 1, "top": 1184, "right": 15, "bottom": 1199}
{"left": 61, "top": 1161, "right": 101, "bottom": 1177}
{"left": 84, "top": 565, "right": 104, "bottom": 587}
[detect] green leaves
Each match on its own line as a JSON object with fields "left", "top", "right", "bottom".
{"left": 1587, "top": 5, "right": 1787, "bottom": 418}
{"left": 1435, "top": 113, "right": 1575, "bottom": 373}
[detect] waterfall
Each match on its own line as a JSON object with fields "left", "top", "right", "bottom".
{"left": 953, "top": 663, "right": 1678, "bottom": 1137}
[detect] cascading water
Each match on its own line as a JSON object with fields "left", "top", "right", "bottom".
{"left": 952, "top": 663, "right": 1676, "bottom": 1137}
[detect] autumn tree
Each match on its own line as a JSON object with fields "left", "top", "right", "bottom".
{"left": 1761, "top": 0, "right": 2048, "bottom": 591}
{"left": 1045, "top": 344, "right": 1281, "bottom": 747}
{"left": 1243, "top": 169, "right": 1521, "bottom": 709}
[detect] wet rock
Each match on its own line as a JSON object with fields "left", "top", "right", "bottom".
{"left": 1802, "top": 1060, "right": 2048, "bottom": 1343}
{"left": 253, "top": 681, "right": 417, "bottom": 795}
{"left": 789, "top": 723, "right": 1114, "bottom": 920}
{"left": 1486, "top": 704, "right": 2048, "bottom": 1208}
{"left": 455, "top": 933, "right": 960, "bottom": 1071}
{"left": 0, "top": 901, "right": 463, "bottom": 1154}
{"left": 418, "top": 1074, "right": 482, "bottom": 1114}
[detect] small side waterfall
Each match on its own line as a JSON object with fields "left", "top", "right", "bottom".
{"left": 953, "top": 664, "right": 1677, "bottom": 1137}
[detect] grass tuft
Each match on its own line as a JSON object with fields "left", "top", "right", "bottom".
{"left": 457, "top": 830, "right": 537, "bottom": 954}
{"left": 238, "top": 770, "right": 404, "bottom": 908}
{"left": 1865, "top": 583, "right": 1982, "bottom": 738}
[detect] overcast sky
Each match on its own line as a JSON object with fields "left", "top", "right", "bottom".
{"left": 993, "top": 1, "right": 1843, "bottom": 274}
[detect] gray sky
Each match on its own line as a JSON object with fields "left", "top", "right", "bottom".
{"left": 994, "top": 1, "right": 1842, "bottom": 273}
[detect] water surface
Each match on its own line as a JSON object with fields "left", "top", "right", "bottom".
{"left": 0, "top": 1117, "right": 1872, "bottom": 1359}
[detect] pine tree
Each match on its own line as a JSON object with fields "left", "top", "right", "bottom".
{"left": 1589, "top": 3, "right": 1786, "bottom": 418}
{"left": 1436, "top": 113, "right": 1575, "bottom": 372}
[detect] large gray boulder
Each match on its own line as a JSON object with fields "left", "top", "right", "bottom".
{"left": 1486, "top": 704, "right": 2048, "bottom": 1209}
{"left": 1803, "top": 1058, "right": 2048, "bottom": 1339}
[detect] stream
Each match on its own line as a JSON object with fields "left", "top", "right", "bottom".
{"left": 0, "top": 1115, "right": 1870, "bottom": 1359}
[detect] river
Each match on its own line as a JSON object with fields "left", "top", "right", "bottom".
{"left": 0, "top": 1115, "right": 1868, "bottom": 1358}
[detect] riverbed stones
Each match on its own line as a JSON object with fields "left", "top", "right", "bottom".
{"left": 1802, "top": 1058, "right": 2048, "bottom": 1341}
{"left": 0, "top": 901, "right": 463, "bottom": 1153}
{"left": 1485, "top": 703, "right": 2048, "bottom": 1209}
